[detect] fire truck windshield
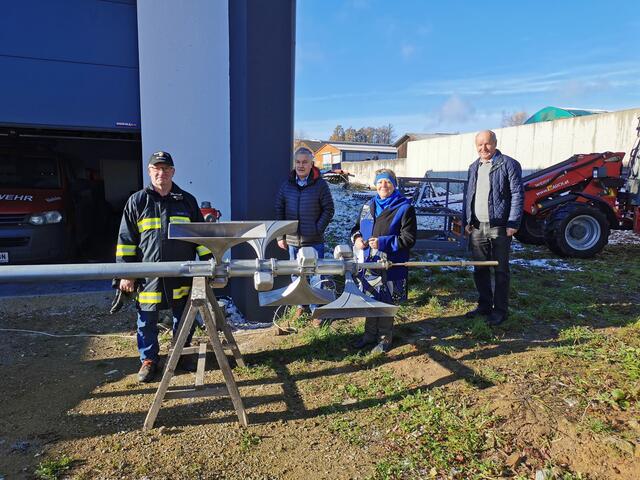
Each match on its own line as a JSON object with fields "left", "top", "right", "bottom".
{"left": 0, "top": 156, "right": 62, "bottom": 189}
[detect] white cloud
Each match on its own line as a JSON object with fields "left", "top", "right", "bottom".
{"left": 408, "top": 62, "right": 640, "bottom": 98}
{"left": 297, "top": 61, "right": 640, "bottom": 106}
{"left": 438, "top": 95, "right": 476, "bottom": 124}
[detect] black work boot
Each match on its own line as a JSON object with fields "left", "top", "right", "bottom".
{"left": 487, "top": 311, "right": 507, "bottom": 326}
{"left": 464, "top": 306, "right": 492, "bottom": 318}
{"left": 137, "top": 359, "right": 158, "bottom": 383}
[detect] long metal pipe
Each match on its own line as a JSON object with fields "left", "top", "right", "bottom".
{"left": 0, "top": 261, "right": 215, "bottom": 283}
{"left": 0, "top": 260, "right": 346, "bottom": 283}
{"left": 0, "top": 259, "right": 497, "bottom": 284}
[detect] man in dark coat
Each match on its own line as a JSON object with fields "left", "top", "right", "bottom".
{"left": 275, "top": 147, "right": 334, "bottom": 319}
{"left": 116, "top": 151, "right": 212, "bottom": 382}
{"left": 464, "top": 130, "right": 524, "bottom": 325}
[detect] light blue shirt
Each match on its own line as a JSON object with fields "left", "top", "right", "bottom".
{"left": 296, "top": 175, "right": 309, "bottom": 187}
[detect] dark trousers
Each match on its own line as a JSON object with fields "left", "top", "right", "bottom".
{"left": 136, "top": 300, "right": 195, "bottom": 362}
{"left": 363, "top": 316, "right": 394, "bottom": 343}
{"left": 470, "top": 223, "right": 512, "bottom": 316}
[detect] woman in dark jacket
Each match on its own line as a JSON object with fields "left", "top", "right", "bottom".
{"left": 350, "top": 168, "right": 417, "bottom": 354}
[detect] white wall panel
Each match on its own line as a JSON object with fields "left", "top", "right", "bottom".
{"left": 137, "top": 0, "right": 230, "bottom": 214}
{"left": 404, "top": 108, "right": 640, "bottom": 176}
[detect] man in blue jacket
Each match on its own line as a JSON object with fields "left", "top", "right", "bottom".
{"left": 275, "top": 147, "right": 334, "bottom": 320}
{"left": 464, "top": 131, "right": 523, "bottom": 325}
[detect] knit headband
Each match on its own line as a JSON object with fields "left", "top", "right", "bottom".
{"left": 374, "top": 172, "right": 397, "bottom": 188}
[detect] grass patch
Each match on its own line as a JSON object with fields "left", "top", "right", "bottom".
{"left": 35, "top": 455, "right": 74, "bottom": 480}
{"left": 371, "top": 389, "right": 502, "bottom": 479}
{"left": 466, "top": 318, "right": 494, "bottom": 341}
{"left": 234, "top": 361, "right": 276, "bottom": 380}
{"left": 240, "top": 431, "right": 261, "bottom": 451}
{"left": 557, "top": 327, "right": 640, "bottom": 382}
{"left": 425, "top": 296, "right": 444, "bottom": 316}
{"left": 431, "top": 343, "right": 457, "bottom": 355}
{"left": 584, "top": 416, "right": 614, "bottom": 434}
{"left": 341, "top": 369, "right": 406, "bottom": 402}
{"left": 328, "top": 416, "right": 365, "bottom": 446}
{"left": 478, "top": 366, "right": 507, "bottom": 384}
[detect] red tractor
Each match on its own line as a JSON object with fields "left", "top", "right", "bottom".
{"left": 515, "top": 119, "right": 640, "bottom": 258}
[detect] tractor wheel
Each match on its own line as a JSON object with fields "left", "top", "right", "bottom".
{"left": 514, "top": 213, "right": 545, "bottom": 245}
{"left": 543, "top": 203, "right": 610, "bottom": 258}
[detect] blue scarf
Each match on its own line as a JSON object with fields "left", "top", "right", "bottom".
{"left": 374, "top": 190, "right": 400, "bottom": 216}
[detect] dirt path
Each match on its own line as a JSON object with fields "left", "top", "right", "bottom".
{"left": 1, "top": 276, "right": 639, "bottom": 479}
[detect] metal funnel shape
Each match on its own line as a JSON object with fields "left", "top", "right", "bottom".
{"left": 311, "top": 272, "right": 398, "bottom": 320}
{"left": 246, "top": 220, "right": 298, "bottom": 259}
{"left": 169, "top": 222, "right": 267, "bottom": 261}
{"left": 258, "top": 276, "right": 335, "bottom": 307}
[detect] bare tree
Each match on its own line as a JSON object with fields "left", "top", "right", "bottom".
{"left": 330, "top": 124, "right": 396, "bottom": 144}
{"left": 501, "top": 111, "right": 529, "bottom": 127}
{"left": 374, "top": 123, "right": 395, "bottom": 144}
{"left": 344, "top": 127, "right": 357, "bottom": 142}
{"left": 355, "top": 127, "right": 375, "bottom": 143}
{"left": 329, "top": 125, "right": 345, "bottom": 141}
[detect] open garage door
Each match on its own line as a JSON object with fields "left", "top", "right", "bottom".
{"left": 0, "top": 127, "right": 142, "bottom": 264}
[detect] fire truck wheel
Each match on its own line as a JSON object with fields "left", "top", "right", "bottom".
{"left": 544, "top": 203, "right": 610, "bottom": 258}
{"left": 514, "top": 214, "right": 545, "bottom": 245}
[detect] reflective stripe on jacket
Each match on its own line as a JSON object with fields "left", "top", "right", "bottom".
{"left": 115, "top": 183, "right": 212, "bottom": 311}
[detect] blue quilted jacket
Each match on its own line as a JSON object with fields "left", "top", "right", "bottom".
{"left": 275, "top": 167, "right": 334, "bottom": 246}
{"left": 465, "top": 150, "right": 524, "bottom": 229}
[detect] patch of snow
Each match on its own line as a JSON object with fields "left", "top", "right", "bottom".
{"left": 217, "top": 296, "right": 272, "bottom": 330}
{"left": 510, "top": 258, "right": 582, "bottom": 271}
{"left": 510, "top": 240, "right": 527, "bottom": 251}
{"left": 324, "top": 184, "right": 367, "bottom": 248}
{"left": 608, "top": 230, "right": 640, "bottom": 245}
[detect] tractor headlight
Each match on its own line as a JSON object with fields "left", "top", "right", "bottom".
{"left": 29, "top": 210, "right": 63, "bottom": 225}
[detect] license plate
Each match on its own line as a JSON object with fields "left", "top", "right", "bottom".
{"left": 0, "top": 252, "right": 8, "bottom": 263}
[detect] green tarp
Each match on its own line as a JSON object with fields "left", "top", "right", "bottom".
{"left": 524, "top": 106, "right": 601, "bottom": 124}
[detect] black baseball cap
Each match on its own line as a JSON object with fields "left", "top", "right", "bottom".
{"left": 148, "top": 151, "right": 174, "bottom": 166}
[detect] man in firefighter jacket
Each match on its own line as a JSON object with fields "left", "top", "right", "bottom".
{"left": 116, "top": 151, "right": 212, "bottom": 383}
{"left": 351, "top": 169, "right": 417, "bottom": 354}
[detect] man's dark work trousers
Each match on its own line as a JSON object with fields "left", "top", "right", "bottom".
{"left": 470, "top": 222, "right": 511, "bottom": 316}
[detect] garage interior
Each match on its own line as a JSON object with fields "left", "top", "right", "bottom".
{"left": 1, "top": 126, "right": 142, "bottom": 262}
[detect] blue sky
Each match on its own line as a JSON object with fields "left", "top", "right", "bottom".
{"left": 294, "top": 0, "right": 639, "bottom": 140}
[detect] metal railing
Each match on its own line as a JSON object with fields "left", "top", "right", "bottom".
{"left": 397, "top": 176, "right": 467, "bottom": 252}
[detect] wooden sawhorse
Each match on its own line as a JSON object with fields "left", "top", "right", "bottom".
{"left": 143, "top": 276, "right": 248, "bottom": 430}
